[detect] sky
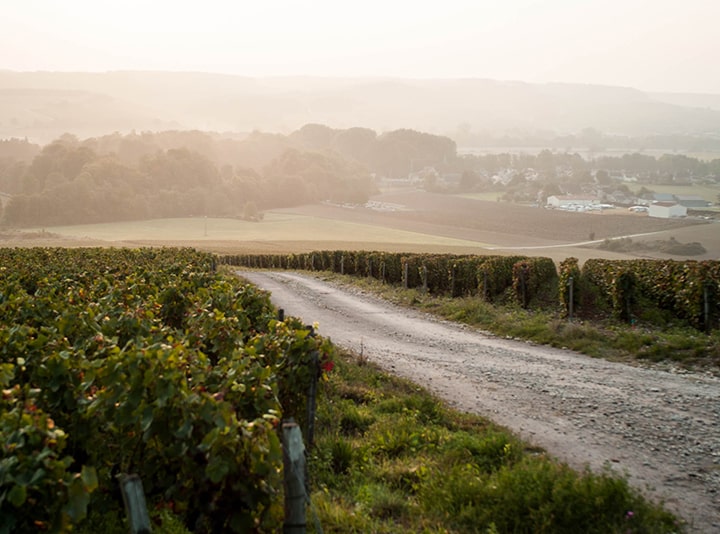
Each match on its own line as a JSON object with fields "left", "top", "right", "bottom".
{"left": 2, "top": 0, "right": 719, "bottom": 94}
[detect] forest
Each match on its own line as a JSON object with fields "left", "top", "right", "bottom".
{"left": 0, "top": 124, "right": 719, "bottom": 227}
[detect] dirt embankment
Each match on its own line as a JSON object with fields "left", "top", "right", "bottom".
{"left": 240, "top": 270, "right": 720, "bottom": 533}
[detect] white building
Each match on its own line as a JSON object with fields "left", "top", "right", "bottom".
{"left": 547, "top": 194, "right": 599, "bottom": 209}
{"left": 648, "top": 202, "right": 687, "bottom": 219}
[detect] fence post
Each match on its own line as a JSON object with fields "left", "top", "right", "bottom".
{"left": 482, "top": 270, "right": 488, "bottom": 301}
{"left": 450, "top": 265, "right": 456, "bottom": 297}
{"left": 283, "top": 420, "right": 306, "bottom": 534}
{"left": 306, "top": 349, "right": 319, "bottom": 449}
{"left": 119, "top": 474, "right": 152, "bottom": 534}
{"left": 403, "top": 262, "right": 409, "bottom": 289}
{"left": 421, "top": 265, "right": 428, "bottom": 293}
{"left": 340, "top": 255, "right": 344, "bottom": 275}
{"left": 568, "top": 276, "right": 574, "bottom": 322}
{"left": 704, "top": 283, "right": 711, "bottom": 333}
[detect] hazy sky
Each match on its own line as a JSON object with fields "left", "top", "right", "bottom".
{"left": 3, "top": 0, "right": 718, "bottom": 93}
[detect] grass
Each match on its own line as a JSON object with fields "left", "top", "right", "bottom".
{"left": 307, "top": 350, "right": 684, "bottom": 533}
{"left": 629, "top": 183, "right": 720, "bottom": 204}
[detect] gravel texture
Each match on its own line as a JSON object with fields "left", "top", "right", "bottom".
{"left": 240, "top": 270, "right": 720, "bottom": 532}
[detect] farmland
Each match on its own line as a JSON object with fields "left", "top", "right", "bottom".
{"left": 6, "top": 190, "right": 717, "bottom": 265}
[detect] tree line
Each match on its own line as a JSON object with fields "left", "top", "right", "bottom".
{"left": 0, "top": 125, "right": 718, "bottom": 226}
{"left": 0, "top": 126, "right": 460, "bottom": 226}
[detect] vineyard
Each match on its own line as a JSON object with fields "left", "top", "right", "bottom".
{"left": 2, "top": 246, "right": 716, "bottom": 533}
{"left": 221, "top": 250, "right": 720, "bottom": 333}
{"left": 0, "top": 247, "right": 333, "bottom": 532}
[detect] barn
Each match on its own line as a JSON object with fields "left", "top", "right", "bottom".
{"left": 675, "top": 195, "right": 712, "bottom": 208}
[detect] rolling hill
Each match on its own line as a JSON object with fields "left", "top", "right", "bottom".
{"left": 2, "top": 71, "right": 720, "bottom": 143}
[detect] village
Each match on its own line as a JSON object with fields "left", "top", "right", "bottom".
{"left": 380, "top": 155, "right": 719, "bottom": 220}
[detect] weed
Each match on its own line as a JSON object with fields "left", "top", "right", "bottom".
{"left": 339, "top": 405, "right": 375, "bottom": 436}
{"left": 356, "top": 483, "right": 412, "bottom": 520}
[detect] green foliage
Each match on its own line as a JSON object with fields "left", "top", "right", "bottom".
{"left": 598, "top": 237, "right": 707, "bottom": 256}
{"left": 0, "top": 385, "right": 97, "bottom": 533}
{"left": 0, "top": 247, "right": 335, "bottom": 532}
{"left": 0, "top": 132, "right": 375, "bottom": 226}
{"left": 477, "top": 256, "right": 527, "bottom": 302}
{"left": 225, "top": 250, "right": 720, "bottom": 334}
{"left": 512, "top": 257, "right": 558, "bottom": 308}
{"left": 613, "top": 270, "right": 637, "bottom": 322}
{"left": 582, "top": 258, "right": 720, "bottom": 329}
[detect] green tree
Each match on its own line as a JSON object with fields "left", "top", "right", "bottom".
{"left": 595, "top": 169, "right": 611, "bottom": 185}
{"left": 457, "top": 170, "right": 479, "bottom": 192}
{"left": 242, "top": 201, "right": 262, "bottom": 221}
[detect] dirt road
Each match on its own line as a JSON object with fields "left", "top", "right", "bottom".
{"left": 239, "top": 271, "right": 720, "bottom": 532}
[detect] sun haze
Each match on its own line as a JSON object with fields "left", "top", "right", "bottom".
{"left": 2, "top": 0, "right": 719, "bottom": 93}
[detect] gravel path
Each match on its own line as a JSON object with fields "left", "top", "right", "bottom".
{"left": 239, "top": 270, "right": 720, "bottom": 532}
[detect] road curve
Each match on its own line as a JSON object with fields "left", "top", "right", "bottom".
{"left": 239, "top": 270, "right": 720, "bottom": 532}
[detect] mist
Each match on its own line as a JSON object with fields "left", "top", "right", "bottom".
{"left": 3, "top": 72, "right": 720, "bottom": 144}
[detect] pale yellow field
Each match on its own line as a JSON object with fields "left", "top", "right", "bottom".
{"left": 456, "top": 192, "right": 508, "bottom": 202}
{"left": 30, "top": 213, "right": 491, "bottom": 249}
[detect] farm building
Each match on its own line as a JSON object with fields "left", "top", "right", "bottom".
{"left": 546, "top": 194, "right": 599, "bottom": 209}
{"left": 651, "top": 193, "right": 676, "bottom": 202}
{"left": 648, "top": 202, "right": 687, "bottom": 218}
{"left": 675, "top": 195, "right": 712, "bottom": 208}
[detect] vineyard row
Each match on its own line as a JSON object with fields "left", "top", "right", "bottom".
{"left": 220, "top": 251, "right": 720, "bottom": 331}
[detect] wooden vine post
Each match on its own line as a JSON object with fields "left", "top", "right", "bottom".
{"left": 306, "top": 348, "right": 319, "bottom": 448}
{"left": 119, "top": 474, "right": 152, "bottom": 534}
{"left": 282, "top": 420, "right": 307, "bottom": 534}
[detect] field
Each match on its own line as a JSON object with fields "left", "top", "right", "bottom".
{"left": 4, "top": 190, "right": 718, "bottom": 264}
{"left": 628, "top": 183, "right": 720, "bottom": 204}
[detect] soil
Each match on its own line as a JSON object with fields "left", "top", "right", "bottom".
{"left": 277, "top": 190, "right": 707, "bottom": 245}
{"left": 239, "top": 270, "right": 720, "bottom": 533}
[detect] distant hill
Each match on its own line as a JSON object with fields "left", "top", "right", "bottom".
{"left": 649, "top": 92, "right": 720, "bottom": 112}
{"left": 1, "top": 71, "right": 720, "bottom": 143}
